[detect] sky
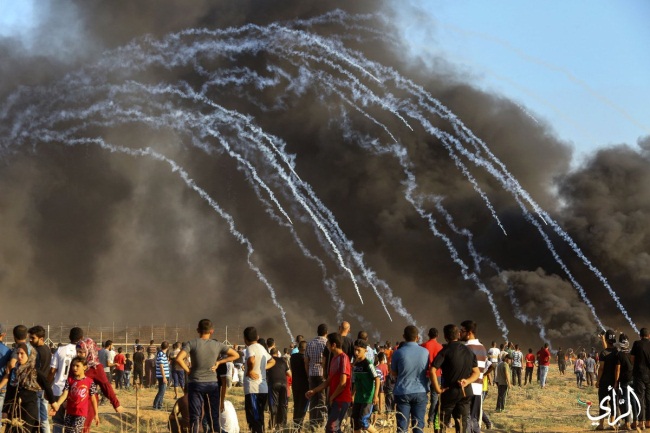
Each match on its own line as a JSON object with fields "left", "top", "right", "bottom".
{"left": 396, "top": 1, "right": 650, "bottom": 163}
{"left": 1, "top": 1, "right": 648, "bottom": 162}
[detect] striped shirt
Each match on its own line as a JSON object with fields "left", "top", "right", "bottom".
{"left": 305, "top": 336, "right": 327, "bottom": 377}
{"left": 155, "top": 350, "right": 170, "bottom": 379}
{"left": 464, "top": 339, "right": 487, "bottom": 396}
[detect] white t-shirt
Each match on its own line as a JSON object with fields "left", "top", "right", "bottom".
{"left": 487, "top": 347, "right": 500, "bottom": 363}
{"left": 50, "top": 343, "right": 78, "bottom": 396}
{"left": 243, "top": 343, "right": 271, "bottom": 395}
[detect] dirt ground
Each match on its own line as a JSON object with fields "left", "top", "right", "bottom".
{"left": 94, "top": 367, "right": 607, "bottom": 433}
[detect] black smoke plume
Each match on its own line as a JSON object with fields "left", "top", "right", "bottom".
{"left": 0, "top": 0, "right": 647, "bottom": 348}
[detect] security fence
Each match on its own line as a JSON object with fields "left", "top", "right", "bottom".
{"left": 3, "top": 323, "right": 246, "bottom": 350}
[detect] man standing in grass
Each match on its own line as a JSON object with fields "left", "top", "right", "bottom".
{"left": 153, "top": 341, "right": 169, "bottom": 410}
{"left": 391, "top": 325, "right": 431, "bottom": 433}
{"left": 421, "top": 328, "right": 442, "bottom": 429}
{"left": 305, "top": 324, "right": 328, "bottom": 427}
{"left": 176, "top": 319, "right": 239, "bottom": 433}
{"left": 495, "top": 354, "right": 512, "bottom": 412}
{"left": 596, "top": 330, "right": 619, "bottom": 431}
{"left": 431, "top": 324, "right": 480, "bottom": 433}
{"left": 243, "top": 326, "right": 274, "bottom": 433}
{"left": 536, "top": 343, "right": 551, "bottom": 388}
{"left": 460, "top": 320, "right": 488, "bottom": 433}
{"left": 306, "top": 333, "right": 352, "bottom": 433}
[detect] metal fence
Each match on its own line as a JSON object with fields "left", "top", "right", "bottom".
{"left": 3, "top": 323, "right": 245, "bottom": 350}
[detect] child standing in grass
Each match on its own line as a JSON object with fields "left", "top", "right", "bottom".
{"left": 123, "top": 353, "right": 133, "bottom": 389}
{"left": 51, "top": 356, "right": 99, "bottom": 433}
{"left": 351, "top": 340, "right": 380, "bottom": 433}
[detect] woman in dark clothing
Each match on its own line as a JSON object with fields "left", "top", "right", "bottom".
{"left": 0, "top": 342, "right": 56, "bottom": 433}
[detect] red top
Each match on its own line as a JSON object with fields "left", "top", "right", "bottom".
{"left": 421, "top": 339, "right": 443, "bottom": 377}
{"left": 377, "top": 363, "right": 389, "bottom": 382}
{"left": 384, "top": 347, "right": 393, "bottom": 366}
{"left": 328, "top": 352, "right": 352, "bottom": 403}
{"left": 525, "top": 353, "right": 535, "bottom": 368}
{"left": 114, "top": 353, "right": 126, "bottom": 371}
{"left": 537, "top": 348, "right": 551, "bottom": 366}
{"left": 64, "top": 376, "right": 97, "bottom": 417}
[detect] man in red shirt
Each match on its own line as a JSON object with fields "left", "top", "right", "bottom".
{"left": 536, "top": 344, "right": 551, "bottom": 388}
{"left": 306, "top": 333, "right": 351, "bottom": 433}
{"left": 421, "top": 328, "right": 442, "bottom": 427}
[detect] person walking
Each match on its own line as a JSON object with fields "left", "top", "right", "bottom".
{"left": 153, "top": 341, "right": 170, "bottom": 410}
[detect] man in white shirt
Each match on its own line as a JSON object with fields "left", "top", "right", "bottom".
{"left": 243, "top": 326, "right": 274, "bottom": 433}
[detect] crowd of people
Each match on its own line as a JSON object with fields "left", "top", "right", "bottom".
{"left": 1, "top": 320, "right": 650, "bottom": 433}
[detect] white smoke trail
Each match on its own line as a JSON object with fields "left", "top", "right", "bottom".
{"left": 2, "top": 13, "right": 634, "bottom": 338}
{"left": 26, "top": 128, "right": 295, "bottom": 339}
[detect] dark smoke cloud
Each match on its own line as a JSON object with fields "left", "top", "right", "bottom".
{"left": 558, "top": 141, "right": 650, "bottom": 301}
{"left": 0, "top": 1, "right": 645, "bottom": 348}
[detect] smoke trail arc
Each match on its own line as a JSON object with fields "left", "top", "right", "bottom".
{"left": 0, "top": 9, "right": 638, "bottom": 342}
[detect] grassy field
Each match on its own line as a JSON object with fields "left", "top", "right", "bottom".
{"left": 94, "top": 366, "right": 603, "bottom": 433}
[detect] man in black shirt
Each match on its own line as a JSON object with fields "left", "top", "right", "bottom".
{"left": 28, "top": 325, "right": 52, "bottom": 433}
{"left": 267, "top": 347, "right": 291, "bottom": 430}
{"left": 431, "top": 324, "right": 479, "bottom": 433}
{"left": 133, "top": 345, "right": 146, "bottom": 387}
{"left": 631, "top": 328, "right": 650, "bottom": 429}
{"left": 290, "top": 340, "right": 309, "bottom": 431}
{"left": 596, "top": 330, "right": 620, "bottom": 430}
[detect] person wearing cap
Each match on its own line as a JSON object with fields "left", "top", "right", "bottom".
{"left": 0, "top": 323, "right": 12, "bottom": 422}
{"left": 495, "top": 354, "right": 512, "bottom": 412}
{"left": 595, "top": 329, "right": 620, "bottom": 431}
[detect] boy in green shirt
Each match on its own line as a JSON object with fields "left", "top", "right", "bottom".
{"left": 351, "top": 340, "right": 380, "bottom": 433}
